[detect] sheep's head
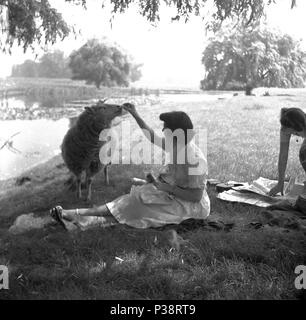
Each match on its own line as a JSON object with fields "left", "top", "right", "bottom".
{"left": 84, "top": 102, "right": 123, "bottom": 132}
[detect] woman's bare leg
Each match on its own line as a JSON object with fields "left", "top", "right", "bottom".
{"left": 62, "top": 205, "right": 113, "bottom": 221}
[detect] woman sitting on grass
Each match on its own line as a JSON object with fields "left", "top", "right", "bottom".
{"left": 269, "top": 107, "right": 306, "bottom": 196}
{"left": 50, "top": 103, "right": 210, "bottom": 230}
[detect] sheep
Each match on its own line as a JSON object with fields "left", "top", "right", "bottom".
{"left": 61, "top": 100, "right": 123, "bottom": 201}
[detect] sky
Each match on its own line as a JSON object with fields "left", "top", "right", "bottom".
{"left": 1, "top": 0, "right": 306, "bottom": 88}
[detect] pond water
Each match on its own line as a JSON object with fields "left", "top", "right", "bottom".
{"left": 0, "top": 96, "right": 86, "bottom": 121}
{"left": 0, "top": 91, "right": 234, "bottom": 181}
{"left": 0, "top": 118, "right": 70, "bottom": 180}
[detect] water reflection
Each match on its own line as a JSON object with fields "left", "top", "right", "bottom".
{"left": 0, "top": 96, "right": 82, "bottom": 121}
{"left": 0, "top": 118, "right": 69, "bottom": 180}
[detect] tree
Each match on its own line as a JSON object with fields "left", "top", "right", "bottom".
{"left": 69, "top": 39, "right": 142, "bottom": 88}
{"left": 11, "top": 59, "right": 38, "bottom": 77}
{"left": 0, "top": 0, "right": 297, "bottom": 53}
{"left": 200, "top": 24, "right": 306, "bottom": 93}
{"left": 11, "top": 50, "right": 71, "bottom": 78}
{"left": 38, "top": 50, "right": 72, "bottom": 78}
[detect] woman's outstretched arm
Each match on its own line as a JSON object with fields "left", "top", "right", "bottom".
{"left": 269, "top": 128, "right": 291, "bottom": 196}
{"left": 123, "top": 103, "right": 165, "bottom": 150}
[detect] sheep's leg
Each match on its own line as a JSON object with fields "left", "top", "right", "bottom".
{"left": 85, "top": 170, "right": 89, "bottom": 190}
{"left": 85, "top": 169, "right": 93, "bottom": 201}
{"left": 86, "top": 176, "right": 93, "bottom": 202}
{"left": 104, "top": 163, "right": 110, "bottom": 185}
{"left": 86, "top": 161, "right": 103, "bottom": 201}
{"left": 76, "top": 174, "right": 82, "bottom": 199}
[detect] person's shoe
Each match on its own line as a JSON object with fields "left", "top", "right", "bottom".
{"left": 50, "top": 206, "right": 68, "bottom": 231}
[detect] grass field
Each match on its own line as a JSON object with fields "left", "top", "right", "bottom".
{"left": 0, "top": 90, "right": 306, "bottom": 300}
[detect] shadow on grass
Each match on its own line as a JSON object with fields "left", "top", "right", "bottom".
{"left": 1, "top": 216, "right": 305, "bottom": 300}
{"left": 1, "top": 154, "right": 306, "bottom": 299}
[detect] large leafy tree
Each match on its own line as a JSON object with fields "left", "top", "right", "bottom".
{"left": 69, "top": 39, "right": 142, "bottom": 88}
{"left": 0, "top": 0, "right": 297, "bottom": 53}
{"left": 200, "top": 24, "right": 306, "bottom": 92}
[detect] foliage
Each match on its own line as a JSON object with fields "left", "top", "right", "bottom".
{"left": 11, "top": 50, "right": 72, "bottom": 79}
{"left": 11, "top": 60, "right": 39, "bottom": 78}
{"left": 201, "top": 24, "right": 306, "bottom": 91}
{"left": 0, "top": 0, "right": 297, "bottom": 52}
{"left": 37, "top": 50, "right": 72, "bottom": 78}
{"left": 69, "top": 39, "right": 142, "bottom": 88}
{"left": 0, "top": 0, "right": 74, "bottom": 53}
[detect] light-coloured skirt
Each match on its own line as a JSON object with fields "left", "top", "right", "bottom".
{"left": 106, "top": 183, "right": 210, "bottom": 229}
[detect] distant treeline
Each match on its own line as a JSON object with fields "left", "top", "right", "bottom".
{"left": 11, "top": 39, "right": 142, "bottom": 89}
{"left": 11, "top": 51, "right": 72, "bottom": 79}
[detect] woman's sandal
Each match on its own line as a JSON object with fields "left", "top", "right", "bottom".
{"left": 50, "top": 206, "right": 68, "bottom": 231}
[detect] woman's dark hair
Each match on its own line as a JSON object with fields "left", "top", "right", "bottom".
{"left": 280, "top": 108, "right": 306, "bottom": 132}
{"left": 160, "top": 111, "right": 194, "bottom": 145}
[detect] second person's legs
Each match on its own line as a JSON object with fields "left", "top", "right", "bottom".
{"left": 299, "top": 139, "right": 306, "bottom": 194}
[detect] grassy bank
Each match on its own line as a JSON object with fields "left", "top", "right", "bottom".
{"left": 0, "top": 91, "right": 306, "bottom": 299}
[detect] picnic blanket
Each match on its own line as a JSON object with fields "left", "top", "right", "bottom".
{"left": 248, "top": 197, "right": 306, "bottom": 232}
{"left": 216, "top": 177, "right": 306, "bottom": 232}
{"left": 217, "top": 177, "right": 304, "bottom": 208}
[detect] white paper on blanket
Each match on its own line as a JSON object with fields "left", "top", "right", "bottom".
{"left": 217, "top": 189, "right": 278, "bottom": 207}
{"left": 232, "top": 177, "right": 303, "bottom": 197}
{"left": 217, "top": 177, "right": 304, "bottom": 208}
{"left": 232, "top": 177, "right": 280, "bottom": 196}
